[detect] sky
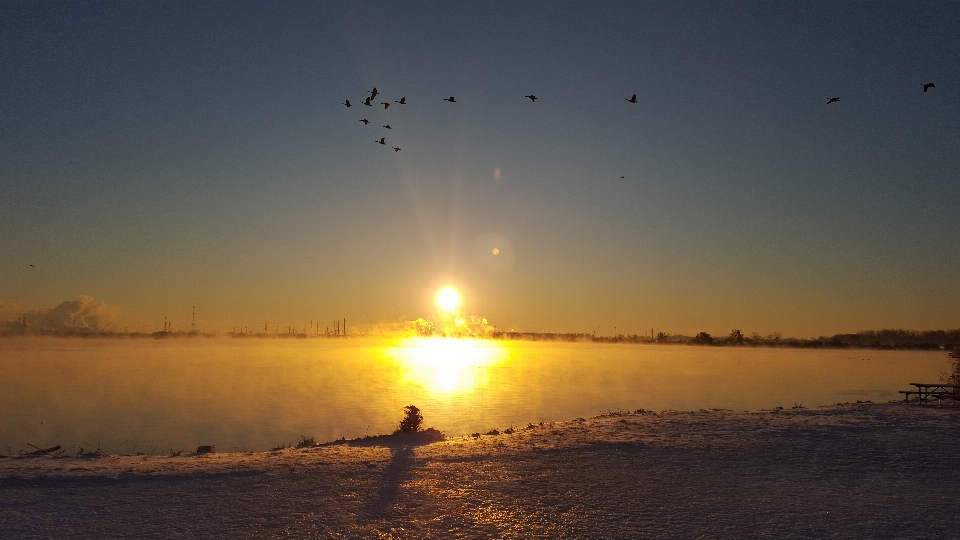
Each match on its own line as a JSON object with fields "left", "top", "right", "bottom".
{"left": 1, "top": 1, "right": 959, "bottom": 337}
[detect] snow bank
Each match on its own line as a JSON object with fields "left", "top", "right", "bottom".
{"left": 2, "top": 404, "right": 958, "bottom": 538}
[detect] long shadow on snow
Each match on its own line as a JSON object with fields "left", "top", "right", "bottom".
{"left": 333, "top": 431, "right": 443, "bottom": 520}
{"left": 363, "top": 444, "right": 416, "bottom": 520}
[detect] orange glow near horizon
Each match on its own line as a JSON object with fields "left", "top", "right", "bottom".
{"left": 386, "top": 337, "right": 506, "bottom": 394}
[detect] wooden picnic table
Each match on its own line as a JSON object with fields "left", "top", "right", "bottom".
{"left": 899, "top": 383, "right": 960, "bottom": 406}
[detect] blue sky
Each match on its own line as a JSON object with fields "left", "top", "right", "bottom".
{"left": 2, "top": 1, "right": 959, "bottom": 336}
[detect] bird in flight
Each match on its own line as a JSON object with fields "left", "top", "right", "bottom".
{"left": 525, "top": 95, "right": 537, "bottom": 102}
{"left": 393, "top": 147, "right": 401, "bottom": 152}
{"left": 360, "top": 119, "right": 370, "bottom": 125}
{"left": 343, "top": 100, "right": 352, "bottom": 107}
{"left": 827, "top": 97, "right": 840, "bottom": 104}
{"left": 395, "top": 97, "right": 406, "bottom": 104}
{"left": 377, "top": 137, "right": 386, "bottom": 145}
{"left": 29, "top": 264, "right": 35, "bottom": 267}
{"left": 369, "top": 87, "right": 379, "bottom": 100}
{"left": 382, "top": 102, "right": 390, "bottom": 109}
{"left": 383, "top": 125, "right": 392, "bottom": 129}
{"left": 923, "top": 83, "right": 935, "bottom": 92}
{"left": 620, "top": 176, "right": 625, "bottom": 179}
{"left": 445, "top": 96, "right": 456, "bottom": 102}
{"left": 363, "top": 97, "right": 373, "bottom": 106}
{"left": 626, "top": 94, "right": 637, "bottom": 103}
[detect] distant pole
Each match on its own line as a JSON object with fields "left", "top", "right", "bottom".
{"left": 343, "top": 318, "right": 346, "bottom": 336}
{"left": 192, "top": 306, "right": 196, "bottom": 333}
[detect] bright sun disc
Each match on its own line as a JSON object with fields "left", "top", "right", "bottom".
{"left": 436, "top": 287, "right": 461, "bottom": 312}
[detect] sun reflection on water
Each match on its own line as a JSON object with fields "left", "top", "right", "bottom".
{"left": 385, "top": 337, "right": 507, "bottom": 394}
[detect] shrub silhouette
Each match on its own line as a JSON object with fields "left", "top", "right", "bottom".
{"left": 943, "top": 347, "right": 960, "bottom": 391}
{"left": 395, "top": 405, "right": 423, "bottom": 434}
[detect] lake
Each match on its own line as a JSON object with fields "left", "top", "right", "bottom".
{"left": 0, "top": 337, "right": 950, "bottom": 453}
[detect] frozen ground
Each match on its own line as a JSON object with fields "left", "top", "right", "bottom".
{"left": 2, "top": 403, "right": 959, "bottom": 539}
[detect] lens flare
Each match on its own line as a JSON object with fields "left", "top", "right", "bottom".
{"left": 436, "top": 287, "right": 461, "bottom": 313}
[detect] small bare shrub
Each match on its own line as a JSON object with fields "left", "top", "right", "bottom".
{"left": 942, "top": 347, "right": 960, "bottom": 390}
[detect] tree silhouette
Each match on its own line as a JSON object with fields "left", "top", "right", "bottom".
{"left": 694, "top": 332, "right": 713, "bottom": 345}
{"left": 395, "top": 405, "right": 423, "bottom": 434}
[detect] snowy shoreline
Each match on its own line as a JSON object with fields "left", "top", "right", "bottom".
{"left": 3, "top": 403, "right": 959, "bottom": 538}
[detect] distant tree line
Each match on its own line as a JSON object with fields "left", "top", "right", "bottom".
{"left": 3, "top": 316, "right": 959, "bottom": 351}
{"left": 680, "top": 329, "right": 960, "bottom": 350}
{"left": 492, "top": 328, "right": 960, "bottom": 350}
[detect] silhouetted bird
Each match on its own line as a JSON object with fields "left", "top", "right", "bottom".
{"left": 383, "top": 125, "right": 392, "bottom": 129}
{"left": 923, "top": 83, "right": 935, "bottom": 92}
{"left": 29, "top": 264, "right": 35, "bottom": 267}
{"left": 377, "top": 138, "right": 386, "bottom": 145}
{"left": 827, "top": 97, "right": 840, "bottom": 104}
{"left": 382, "top": 102, "right": 390, "bottom": 109}
{"left": 525, "top": 95, "right": 537, "bottom": 102}
{"left": 396, "top": 97, "right": 406, "bottom": 104}
{"left": 363, "top": 97, "right": 373, "bottom": 106}
{"left": 344, "top": 100, "right": 352, "bottom": 107}
{"left": 445, "top": 96, "right": 456, "bottom": 102}
{"left": 370, "top": 87, "right": 379, "bottom": 100}
{"left": 626, "top": 94, "right": 637, "bottom": 103}
{"left": 360, "top": 119, "right": 370, "bottom": 125}
{"left": 620, "top": 176, "right": 625, "bottom": 179}
{"left": 393, "top": 147, "right": 401, "bottom": 152}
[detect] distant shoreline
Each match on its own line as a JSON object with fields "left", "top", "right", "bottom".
{"left": 1, "top": 328, "right": 957, "bottom": 351}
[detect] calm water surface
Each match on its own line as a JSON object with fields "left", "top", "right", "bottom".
{"left": 0, "top": 337, "right": 950, "bottom": 453}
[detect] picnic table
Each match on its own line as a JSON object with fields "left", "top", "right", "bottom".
{"left": 899, "top": 383, "right": 960, "bottom": 406}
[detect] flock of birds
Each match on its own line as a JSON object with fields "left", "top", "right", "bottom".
{"left": 343, "top": 83, "right": 938, "bottom": 152}
{"left": 826, "top": 83, "right": 935, "bottom": 104}
{"left": 343, "top": 87, "right": 405, "bottom": 152}
{"left": 342, "top": 87, "right": 650, "bottom": 153}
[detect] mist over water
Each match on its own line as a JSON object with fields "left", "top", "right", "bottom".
{"left": 0, "top": 337, "right": 949, "bottom": 454}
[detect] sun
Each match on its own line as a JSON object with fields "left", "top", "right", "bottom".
{"left": 436, "top": 286, "right": 461, "bottom": 313}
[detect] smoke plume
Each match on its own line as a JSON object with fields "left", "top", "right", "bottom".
{"left": 1, "top": 296, "right": 116, "bottom": 334}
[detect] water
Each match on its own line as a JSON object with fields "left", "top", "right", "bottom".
{"left": 0, "top": 337, "right": 950, "bottom": 453}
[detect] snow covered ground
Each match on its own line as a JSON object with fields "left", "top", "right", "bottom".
{"left": 2, "top": 403, "right": 959, "bottom": 538}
